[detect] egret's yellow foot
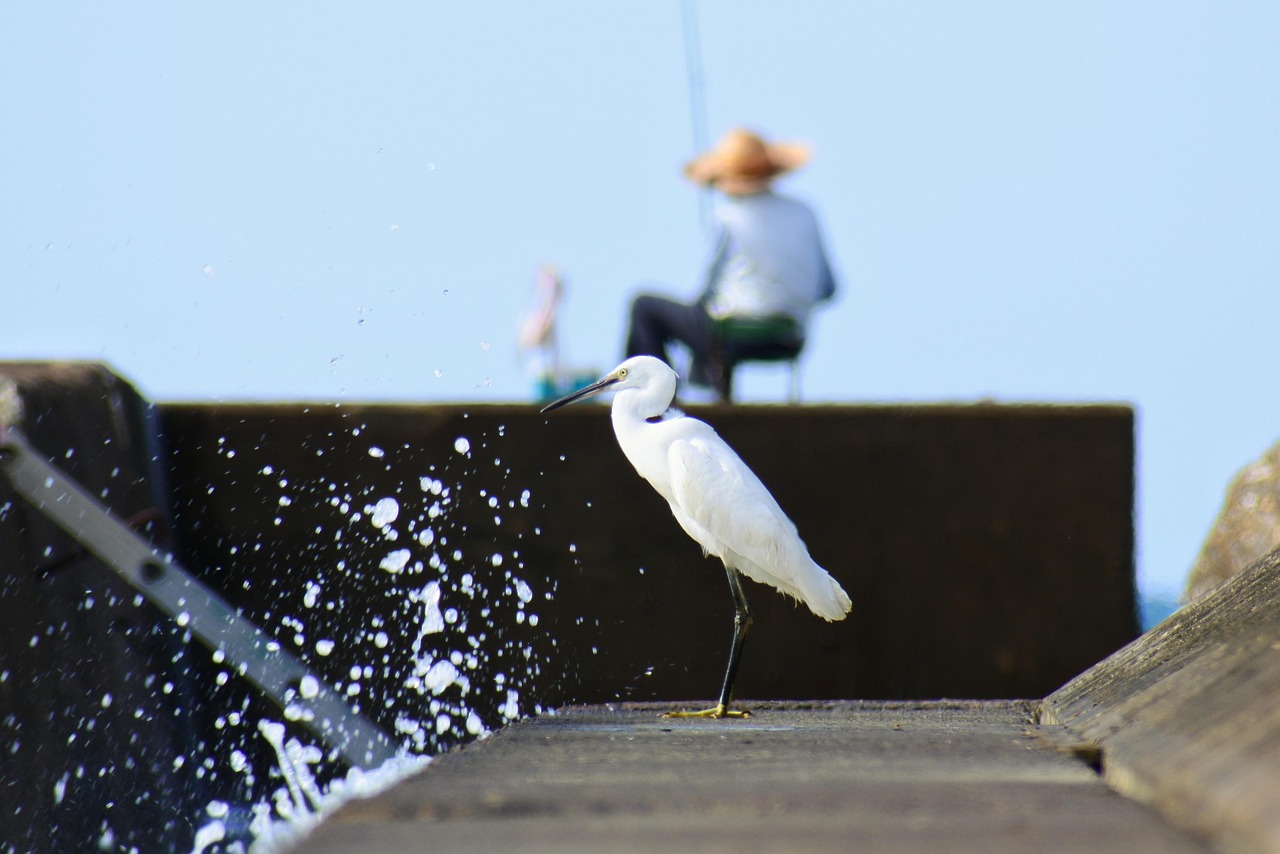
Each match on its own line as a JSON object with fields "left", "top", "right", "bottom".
{"left": 663, "top": 704, "right": 750, "bottom": 719}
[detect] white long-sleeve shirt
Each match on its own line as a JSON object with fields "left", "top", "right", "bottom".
{"left": 698, "top": 189, "right": 836, "bottom": 330}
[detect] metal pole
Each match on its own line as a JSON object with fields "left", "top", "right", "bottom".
{"left": 681, "top": 0, "right": 712, "bottom": 231}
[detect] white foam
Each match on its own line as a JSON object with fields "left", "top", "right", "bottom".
{"left": 190, "top": 820, "right": 225, "bottom": 854}
{"left": 244, "top": 726, "right": 430, "bottom": 854}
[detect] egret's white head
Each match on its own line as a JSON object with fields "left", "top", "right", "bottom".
{"left": 540, "top": 356, "right": 678, "bottom": 415}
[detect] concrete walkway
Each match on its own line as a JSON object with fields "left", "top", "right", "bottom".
{"left": 302, "top": 701, "right": 1208, "bottom": 853}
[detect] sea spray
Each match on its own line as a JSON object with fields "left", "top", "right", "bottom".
{"left": 162, "top": 421, "right": 556, "bottom": 852}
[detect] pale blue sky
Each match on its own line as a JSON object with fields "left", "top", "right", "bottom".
{"left": 3, "top": 2, "right": 1278, "bottom": 597}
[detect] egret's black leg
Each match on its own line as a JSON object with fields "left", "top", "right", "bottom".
{"left": 665, "top": 567, "right": 753, "bottom": 719}
{"left": 714, "top": 567, "right": 754, "bottom": 714}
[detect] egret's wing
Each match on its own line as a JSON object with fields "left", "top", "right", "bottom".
{"left": 668, "top": 433, "right": 804, "bottom": 584}
{"left": 668, "top": 429, "right": 852, "bottom": 620}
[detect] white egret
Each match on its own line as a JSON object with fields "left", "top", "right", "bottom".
{"left": 541, "top": 355, "right": 851, "bottom": 718}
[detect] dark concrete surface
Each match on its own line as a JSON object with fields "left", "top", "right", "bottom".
{"left": 303, "top": 701, "right": 1209, "bottom": 854}
{"left": 160, "top": 400, "right": 1138, "bottom": 705}
{"left": 0, "top": 362, "right": 204, "bottom": 853}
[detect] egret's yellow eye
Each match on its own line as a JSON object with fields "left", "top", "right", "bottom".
{"left": 618, "top": 368, "right": 628, "bottom": 379}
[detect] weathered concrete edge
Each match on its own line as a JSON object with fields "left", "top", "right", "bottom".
{"left": 1040, "top": 546, "right": 1280, "bottom": 854}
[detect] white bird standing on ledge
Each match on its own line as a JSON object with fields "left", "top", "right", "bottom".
{"left": 541, "top": 355, "right": 851, "bottom": 718}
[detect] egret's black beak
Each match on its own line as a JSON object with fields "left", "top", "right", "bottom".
{"left": 540, "top": 374, "right": 619, "bottom": 413}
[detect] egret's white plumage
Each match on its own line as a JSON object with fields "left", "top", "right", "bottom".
{"left": 542, "top": 355, "right": 851, "bottom": 717}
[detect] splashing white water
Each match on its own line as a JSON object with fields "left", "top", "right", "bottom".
{"left": 235, "top": 719, "right": 430, "bottom": 854}
{"left": 182, "top": 425, "right": 550, "bottom": 852}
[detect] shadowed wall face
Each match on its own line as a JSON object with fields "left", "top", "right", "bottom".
{"left": 160, "top": 401, "right": 1136, "bottom": 707}
{"left": 0, "top": 364, "right": 197, "bottom": 853}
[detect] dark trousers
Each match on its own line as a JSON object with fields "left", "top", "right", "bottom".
{"left": 625, "top": 293, "right": 716, "bottom": 386}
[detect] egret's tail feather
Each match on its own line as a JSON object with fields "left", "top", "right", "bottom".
{"left": 725, "top": 546, "right": 852, "bottom": 622}
{"left": 805, "top": 568, "right": 852, "bottom": 622}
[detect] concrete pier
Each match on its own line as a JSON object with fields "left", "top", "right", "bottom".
{"left": 9, "top": 360, "right": 1280, "bottom": 853}
{"left": 1043, "top": 546, "right": 1280, "bottom": 851}
{"left": 302, "top": 701, "right": 1209, "bottom": 853}
{"left": 0, "top": 361, "right": 1144, "bottom": 851}
{"left": 305, "top": 543, "right": 1280, "bottom": 853}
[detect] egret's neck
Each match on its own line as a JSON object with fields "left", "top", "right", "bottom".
{"left": 610, "top": 379, "right": 674, "bottom": 423}
{"left": 610, "top": 377, "right": 675, "bottom": 448}
{"left": 609, "top": 385, "right": 679, "bottom": 497}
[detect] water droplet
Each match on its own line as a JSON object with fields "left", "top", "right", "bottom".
{"left": 369, "top": 497, "right": 399, "bottom": 528}
{"left": 500, "top": 689, "right": 520, "bottom": 721}
{"left": 380, "top": 549, "right": 411, "bottom": 574}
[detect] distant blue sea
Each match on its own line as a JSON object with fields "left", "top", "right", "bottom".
{"left": 1139, "top": 593, "right": 1182, "bottom": 631}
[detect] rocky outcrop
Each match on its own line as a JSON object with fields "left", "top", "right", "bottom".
{"left": 1184, "top": 440, "right": 1280, "bottom": 603}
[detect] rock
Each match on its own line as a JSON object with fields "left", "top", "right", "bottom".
{"left": 0, "top": 375, "right": 21, "bottom": 431}
{"left": 1184, "top": 440, "right": 1280, "bottom": 603}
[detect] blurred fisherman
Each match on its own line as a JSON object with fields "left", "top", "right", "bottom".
{"left": 624, "top": 127, "right": 837, "bottom": 390}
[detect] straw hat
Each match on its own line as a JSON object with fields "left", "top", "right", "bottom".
{"left": 684, "top": 128, "right": 811, "bottom": 195}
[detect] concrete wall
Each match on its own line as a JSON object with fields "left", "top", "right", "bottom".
{"left": 0, "top": 363, "right": 199, "bottom": 852}
{"left": 159, "top": 398, "right": 1137, "bottom": 706}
